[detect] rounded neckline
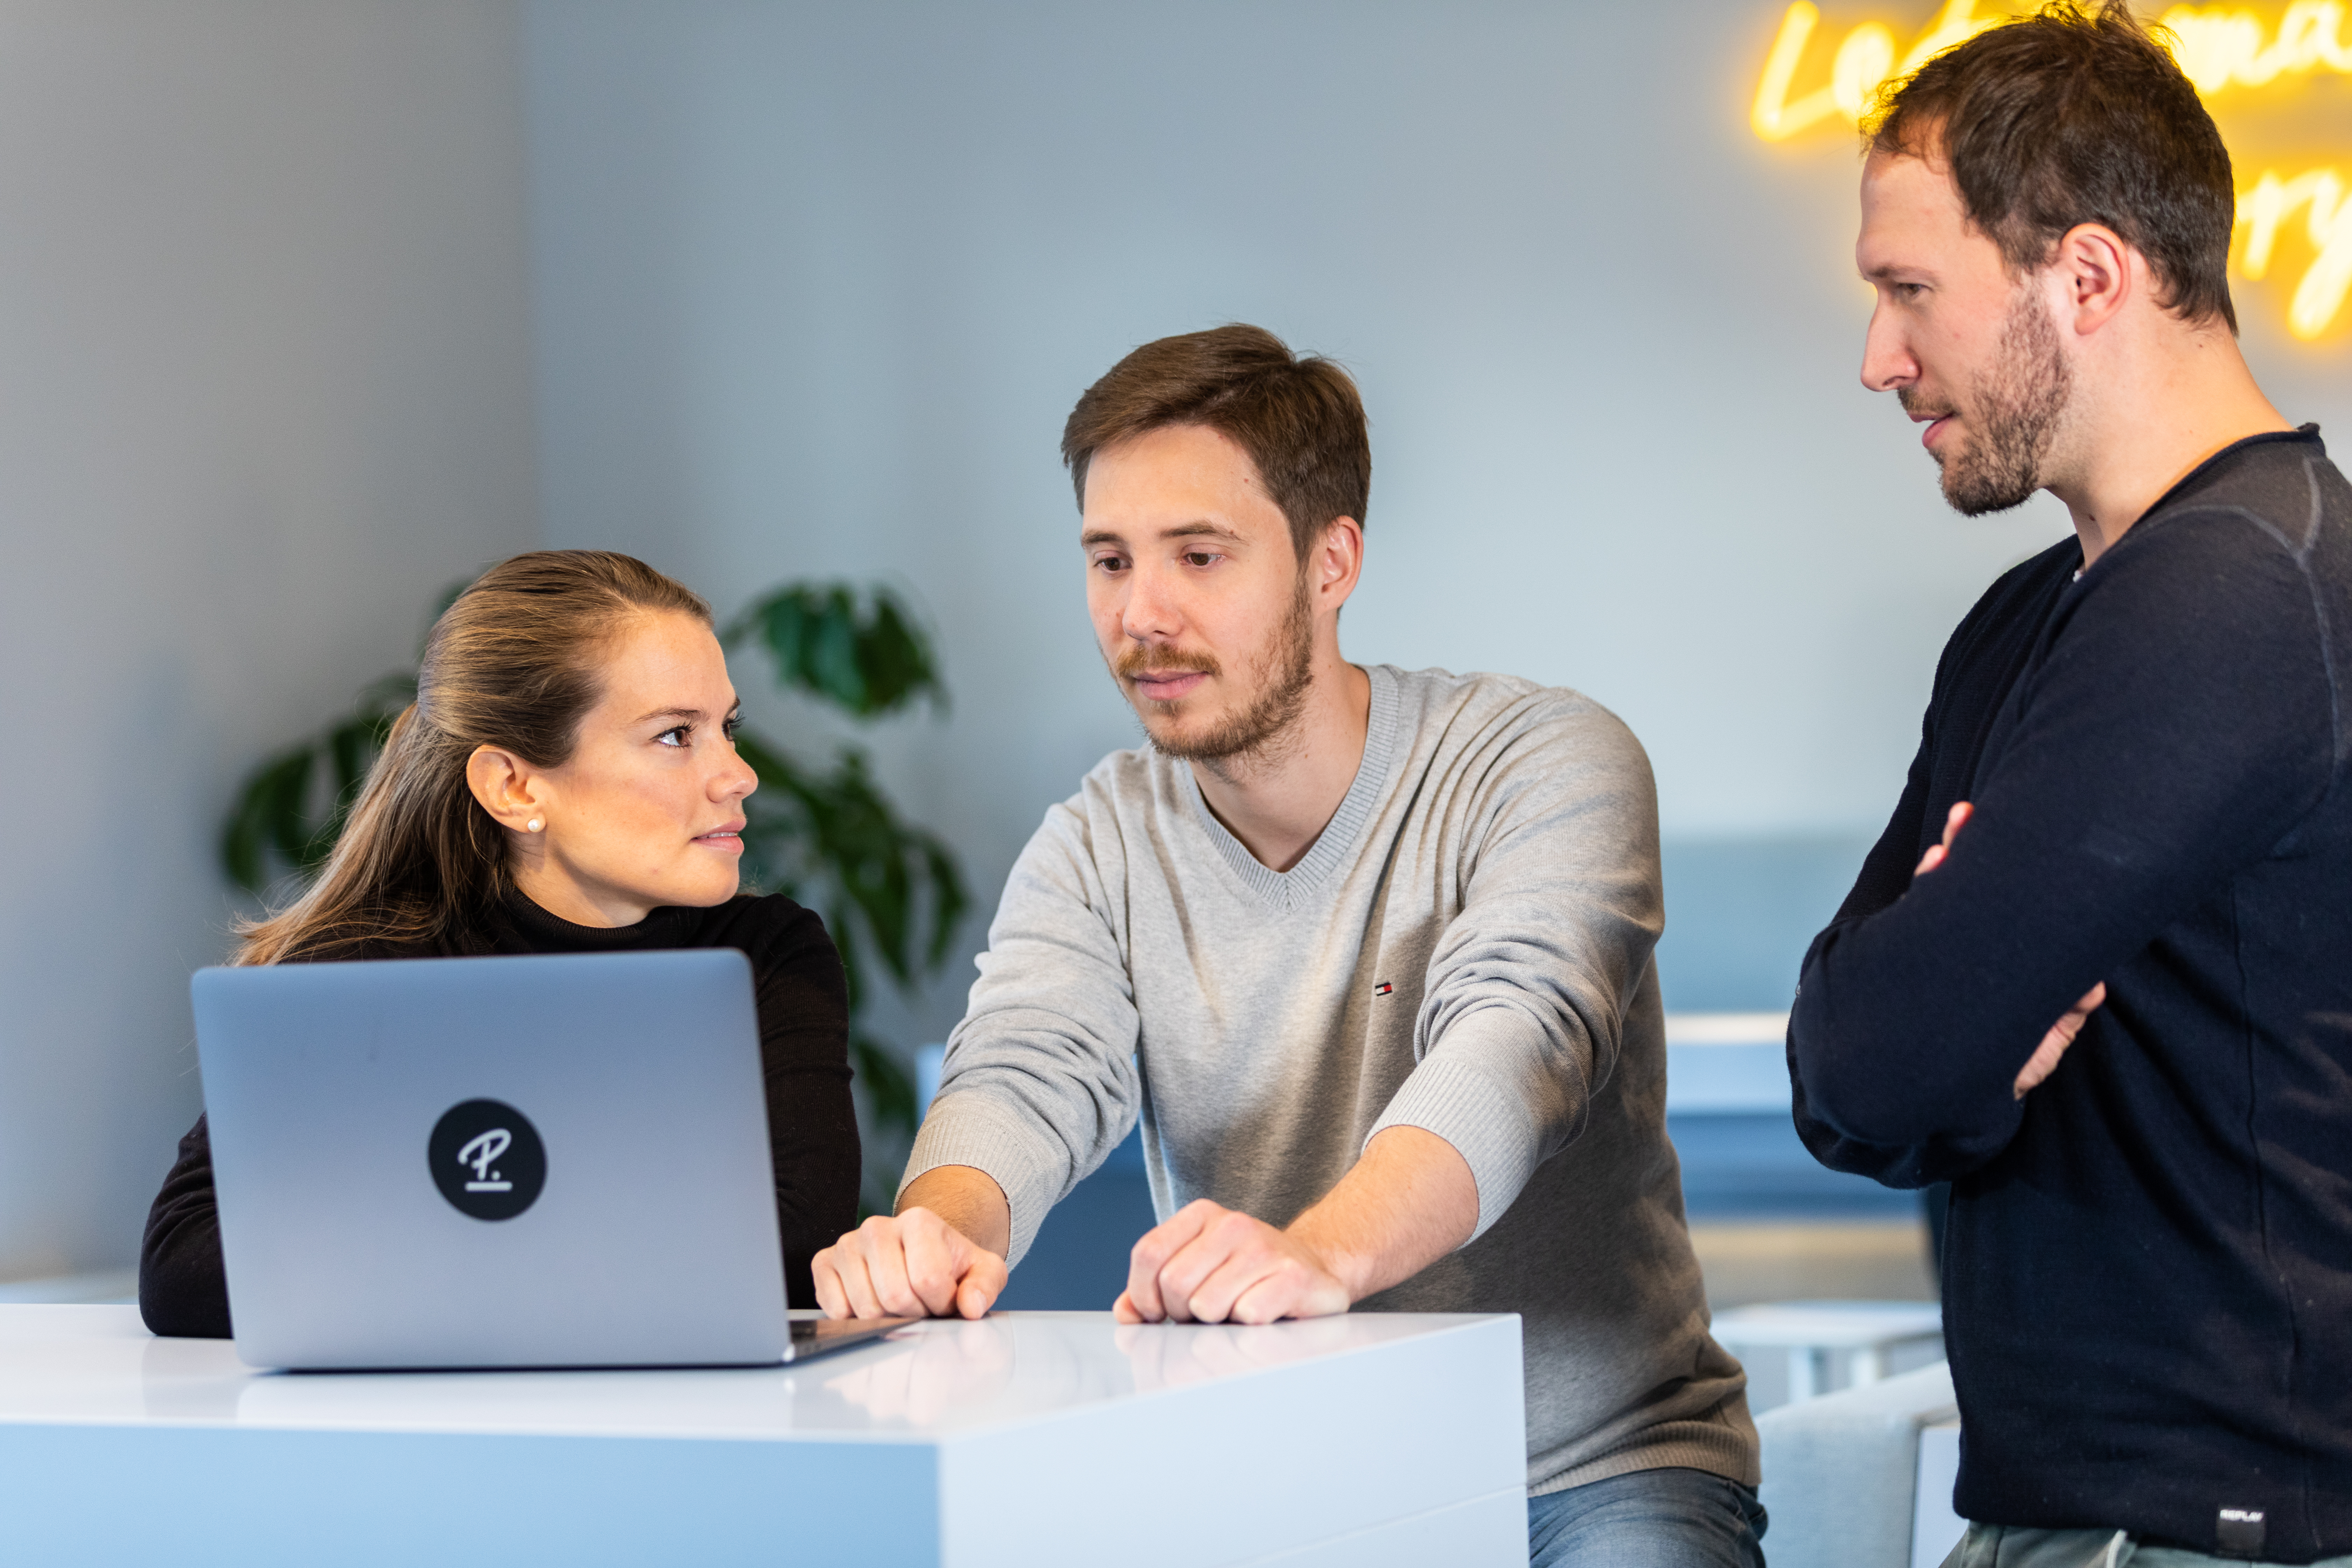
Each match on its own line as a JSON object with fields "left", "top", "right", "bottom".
{"left": 498, "top": 888, "right": 708, "bottom": 950}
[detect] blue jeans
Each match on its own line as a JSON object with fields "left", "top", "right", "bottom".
{"left": 1528, "top": 1466, "right": 1770, "bottom": 1568}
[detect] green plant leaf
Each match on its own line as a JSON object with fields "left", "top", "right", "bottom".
{"left": 222, "top": 746, "right": 318, "bottom": 895}
{"left": 723, "top": 583, "right": 945, "bottom": 719}
{"left": 731, "top": 728, "right": 966, "bottom": 1149}
{"left": 219, "top": 673, "right": 415, "bottom": 894}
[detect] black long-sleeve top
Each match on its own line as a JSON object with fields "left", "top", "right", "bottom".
{"left": 1789, "top": 428, "right": 2352, "bottom": 1561}
{"left": 140, "top": 890, "right": 860, "bottom": 1337}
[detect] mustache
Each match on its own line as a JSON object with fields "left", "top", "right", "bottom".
{"left": 1113, "top": 645, "right": 1221, "bottom": 682}
{"left": 1898, "top": 386, "right": 1955, "bottom": 420}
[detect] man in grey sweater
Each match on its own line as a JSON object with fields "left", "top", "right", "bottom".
{"left": 813, "top": 325, "right": 1760, "bottom": 1565}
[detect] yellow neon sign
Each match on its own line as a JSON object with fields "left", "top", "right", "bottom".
{"left": 2163, "top": 2, "right": 2352, "bottom": 92}
{"left": 2236, "top": 168, "right": 2352, "bottom": 336}
{"left": 1751, "top": 0, "right": 2007, "bottom": 140}
{"left": 1751, "top": 2, "right": 2352, "bottom": 340}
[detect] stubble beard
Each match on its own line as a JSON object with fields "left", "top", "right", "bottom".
{"left": 1114, "top": 573, "right": 1317, "bottom": 774}
{"left": 1911, "top": 283, "right": 2073, "bottom": 517}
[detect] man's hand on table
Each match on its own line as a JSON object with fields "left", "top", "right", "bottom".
{"left": 821, "top": 1130, "right": 1474, "bottom": 1327}
{"left": 812, "top": 1165, "right": 1011, "bottom": 1321}
{"left": 1113, "top": 1202, "right": 1350, "bottom": 1326}
{"left": 1114, "top": 1125, "right": 1476, "bottom": 1326}
{"left": 1914, "top": 800, "right": 2108, "bottom": 1098}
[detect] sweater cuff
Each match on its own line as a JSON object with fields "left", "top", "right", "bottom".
{"left": 1369, "top": 1007, "right": 1563, "bottom": 1242}
{"left": 903, "top": 1092, "right": 1068, "bottom": 1268}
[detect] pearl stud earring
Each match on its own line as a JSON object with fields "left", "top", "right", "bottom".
{"left": 526, "top": 818, "right": 544, "bottom": 833}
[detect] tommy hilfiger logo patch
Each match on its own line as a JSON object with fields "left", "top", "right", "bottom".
{"left": 1374, "top": 982, "right": 1393, "bottom": 995}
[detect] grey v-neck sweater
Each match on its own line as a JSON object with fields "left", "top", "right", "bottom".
{"left": 908, "top": 664, "right": 1755, "bottom": 1493}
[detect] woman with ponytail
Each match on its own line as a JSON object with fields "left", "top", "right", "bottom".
{"left": 140, "top": 550, "right": 860, "bottom": 1335}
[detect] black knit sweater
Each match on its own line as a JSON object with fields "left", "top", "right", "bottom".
{"left": 1790, "top": 428, "right": 2352, "bottom": 1561}
{"left": 140, "top": 890, "right": 860, "bottom": 1336}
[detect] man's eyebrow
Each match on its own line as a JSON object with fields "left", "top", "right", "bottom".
{"left": 1080, "top": 521, "right": 1247, "bottom": 546}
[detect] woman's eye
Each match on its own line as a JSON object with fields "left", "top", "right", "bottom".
{"left": 657, "top": 726, "right": 691, "bottom": 748}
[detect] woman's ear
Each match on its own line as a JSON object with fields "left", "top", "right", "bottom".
{"left": 466, "top": 745, "right": 545, "bottom": 834}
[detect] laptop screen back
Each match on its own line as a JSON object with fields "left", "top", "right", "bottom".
{"left": 193, "top": 949, "right": 788, "bottom": 1370}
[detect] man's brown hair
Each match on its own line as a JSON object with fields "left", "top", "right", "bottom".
{"left": 1061, "top": 324, "right": 1371, "bottom": 559}
{"left": 1869, "top": 0, "right": 2238, "bottom": 330}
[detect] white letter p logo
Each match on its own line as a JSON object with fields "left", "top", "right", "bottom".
{"left": 458, "top": 1128, "right": 513, "bottom": 1191}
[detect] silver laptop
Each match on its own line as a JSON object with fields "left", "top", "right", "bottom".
{"left": 192, "top": 949, "right": 908, "bottom": 1371}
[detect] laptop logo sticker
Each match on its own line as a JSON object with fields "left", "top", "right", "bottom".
{"left": 458, "top": 1129, "right": 513, "bottom": 1190}
{"left": 428, "top": 1099, "right": 546, "bottom": 1220}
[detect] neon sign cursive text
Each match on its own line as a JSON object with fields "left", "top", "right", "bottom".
{"left": 1751, "top": 2, "right": 2352, "bottom": 339}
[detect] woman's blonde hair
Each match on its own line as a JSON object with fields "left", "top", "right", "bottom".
{"left": 238, "top": 550, "right": 710, "bottom": 965}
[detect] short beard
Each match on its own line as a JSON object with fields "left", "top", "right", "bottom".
{"left": 1913, "top": 284, "right": 2072, "bottom": 517}
{"left": 1116, "top": 574, "right": 1316, "bottom": 771}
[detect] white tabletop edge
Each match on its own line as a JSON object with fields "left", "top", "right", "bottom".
{"left": 0, "top": 1305, "right": 1519, "bottom": 1446}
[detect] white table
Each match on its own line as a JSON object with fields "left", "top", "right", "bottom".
{"left": 0, "top": 1305, "right": 1525, "bottom": 1568}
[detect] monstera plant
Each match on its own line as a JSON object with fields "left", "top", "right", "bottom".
{"left": 220, "top": 580, "right": 968, "bottom": 1211}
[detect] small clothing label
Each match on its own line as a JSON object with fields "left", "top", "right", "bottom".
{"left": 2214, "top": 1508, "right": 2266, "bottom": 1558}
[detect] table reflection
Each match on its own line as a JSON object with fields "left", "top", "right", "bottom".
{"left": 140, "top": 1334, "right": 250, "bottom": 1421}
{"left": 1115, "top": 1315, "right": 1360, "bottom": 1391}
{"left": 821, "top": 1318, "right": 1013, "bottom": 1425}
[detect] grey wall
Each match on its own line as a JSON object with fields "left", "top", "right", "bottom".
{"left": 524, "top": 0, "right": 2352, "bottom": 1028}
{"left": 0, "top": 0, "right": 538, "bottom": 1282}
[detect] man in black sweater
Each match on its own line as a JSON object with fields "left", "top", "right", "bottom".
{"left": 1787, "top": 7, "right": 2352, "bottom": 1565}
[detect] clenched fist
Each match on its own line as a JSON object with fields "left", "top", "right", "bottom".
{"left": 813, "top": 1206, "right": 1009, "bottom": 1321}
{"left": 1114, "top": 1199, "right": 1351, "bottom": 1326}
